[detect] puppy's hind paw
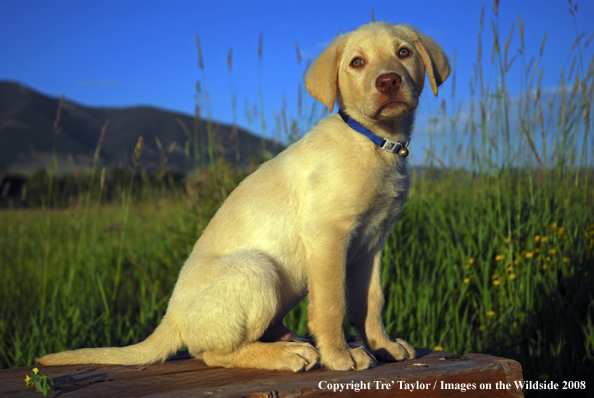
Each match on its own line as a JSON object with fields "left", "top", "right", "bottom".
{"left": 284, "top": 342, "right": 320, "bottom": 372}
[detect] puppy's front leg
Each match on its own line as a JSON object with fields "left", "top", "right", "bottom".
{"left": 347, "top": 251, "right": 416, "bottom": 361}
{"left": 306, "top": 232, "right": 375, "bottom": 371}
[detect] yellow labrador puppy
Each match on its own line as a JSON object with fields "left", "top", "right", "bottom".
{"left": 38, "top": 21, "right": 450, "bottom": 372}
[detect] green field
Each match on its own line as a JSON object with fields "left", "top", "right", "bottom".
{"left": 1, "top": 3, "right": 593, "bottom": 393}
{"left": 1, "top": 167, "right": 593, "bottom": 385}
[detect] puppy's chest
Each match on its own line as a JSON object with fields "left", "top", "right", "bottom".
{"left": 351, "top": 165, "right": 409, "bottom": 251}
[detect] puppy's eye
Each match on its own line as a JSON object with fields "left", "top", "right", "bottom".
{"left": 351, "top": 58, "right": 364, "bottom": 68}
{"left": 398, "top": 48, "right": 411, "bottom": 58}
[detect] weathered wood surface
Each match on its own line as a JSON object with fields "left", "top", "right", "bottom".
{"left": 0, "top": 348, "right": 523, "bottom": 397}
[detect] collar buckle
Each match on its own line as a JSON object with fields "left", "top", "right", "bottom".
{"left": 381, "top": 138, "right": 409, "bottom": 156}
{"left": 339, "top": 109, "right": 411, "bottom": 157}
{"left": 381, "top": 139, "right": 400, "bottom": 152}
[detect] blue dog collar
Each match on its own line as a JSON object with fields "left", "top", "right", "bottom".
{"left": 338, "top": 109, "right": 410, "bottom": 157}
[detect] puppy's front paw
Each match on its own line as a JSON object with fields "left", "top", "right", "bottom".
{"left": 321, "top": 347, "right": 376, "bottom": 371}
{"left": 371, "top": 338, "right": 416, "bottom": 361}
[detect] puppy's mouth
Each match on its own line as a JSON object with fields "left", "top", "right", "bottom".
{"left": 381, "top": 100, "right": 407, "bottom": 110}
{"left": 374, "top": 99, "right": 413, "bottom": 118}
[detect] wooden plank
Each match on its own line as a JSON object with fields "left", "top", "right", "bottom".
{"left": 0, "top": 348, "right": 524, "bottom": 397}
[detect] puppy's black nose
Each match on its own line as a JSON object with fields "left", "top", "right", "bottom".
{"left": 375, "top": 73, "right": 401, "bottom": 95}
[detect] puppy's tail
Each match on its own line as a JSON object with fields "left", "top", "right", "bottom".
{"left": 36, "top": 316, "right": 183, "bottom": 366}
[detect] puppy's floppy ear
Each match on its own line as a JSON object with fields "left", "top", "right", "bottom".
{"left": 401, "top": 25, "right": 451, "bottom": 97}
{"left": 304, "top": 34, "right": 348, "bottom": 113}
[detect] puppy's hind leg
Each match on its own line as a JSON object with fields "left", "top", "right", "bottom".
{"left": 182, "top": 252, "right": 319, "bottom": 370}
{"left": 203, "top": 341, "right": 320, "bottom": 372}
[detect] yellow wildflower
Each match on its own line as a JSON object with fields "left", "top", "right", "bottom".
{"left": 509, "top": 274, "right": 517, "bottom": 280}
{"left": 493, "top": 280, "right": 500, "bottom": 286}
{"left": 25, "top": 375, "right": 31, "bottom": 382}
{"left": 468, "top": 257, "right": 475, "bottom": 265}
{"left": 495, "top": 254, "right": 504, "bottom": 261}
{"left": 534, "top": 235, "right": 541, "bottom": 242}
{"left": 542, "top": 264, "right": 548, "bottom": 270}
{"left": 507, "top": 266, "right": 513, "bottom": 272}
{"left": 541, "top": 236, "right": 549, "bottom": 243}
{"left": 525, "top": 252, "right": 534, "bottom": 258}
{"left": 464, "top": 278, "right": 470, "bottom": 284}
{"left": 479, "top": 325, "right": 486, "bottom": 331}
{"left": 549, "top": 248, "right": 557, "bottom": 255}
{"left": 487, "top": 310, "right": 496, "bottom": 317}
{"left": 434, "top": 345, "right": 444, "bottom": 351}
{"left": 32, "top": 368, "right": 39, "bottom": 374}
{"left": 534, "top": 248, "right": 540, "bottom": 254}
{"left": 557, "top": 226, "right": 565, "bottom": 235}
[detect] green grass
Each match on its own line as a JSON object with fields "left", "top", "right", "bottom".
{"left": 1, "top": 2, "right": 593, "bottom": 394}
{"left": 2, "top": 169, "right": 592, "bottom": 386}
{"left": 385, "top": 171, "right": 594, "bottom": 383}
{"left": 0, "top": 160, "right": 244, "bottom": 369}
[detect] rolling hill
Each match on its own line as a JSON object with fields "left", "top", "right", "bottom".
{"left": 0, "top": 81, "right": 283, "bottom": 175}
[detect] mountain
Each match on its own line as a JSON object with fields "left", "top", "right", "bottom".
{"left": 0, "top": 81, "right": 284, "bottom": 175}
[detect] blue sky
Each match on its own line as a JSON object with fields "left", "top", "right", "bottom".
{"left": 2, "top": 0, "right": 593, "bottom": 164}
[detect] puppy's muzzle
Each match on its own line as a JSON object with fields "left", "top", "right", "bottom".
{"left": 375, "top": 73, "right": 402, "bottom": 98}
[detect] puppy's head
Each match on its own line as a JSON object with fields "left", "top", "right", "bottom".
{"left": 305, "top": 22, "right": 450, "bottom": 124}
